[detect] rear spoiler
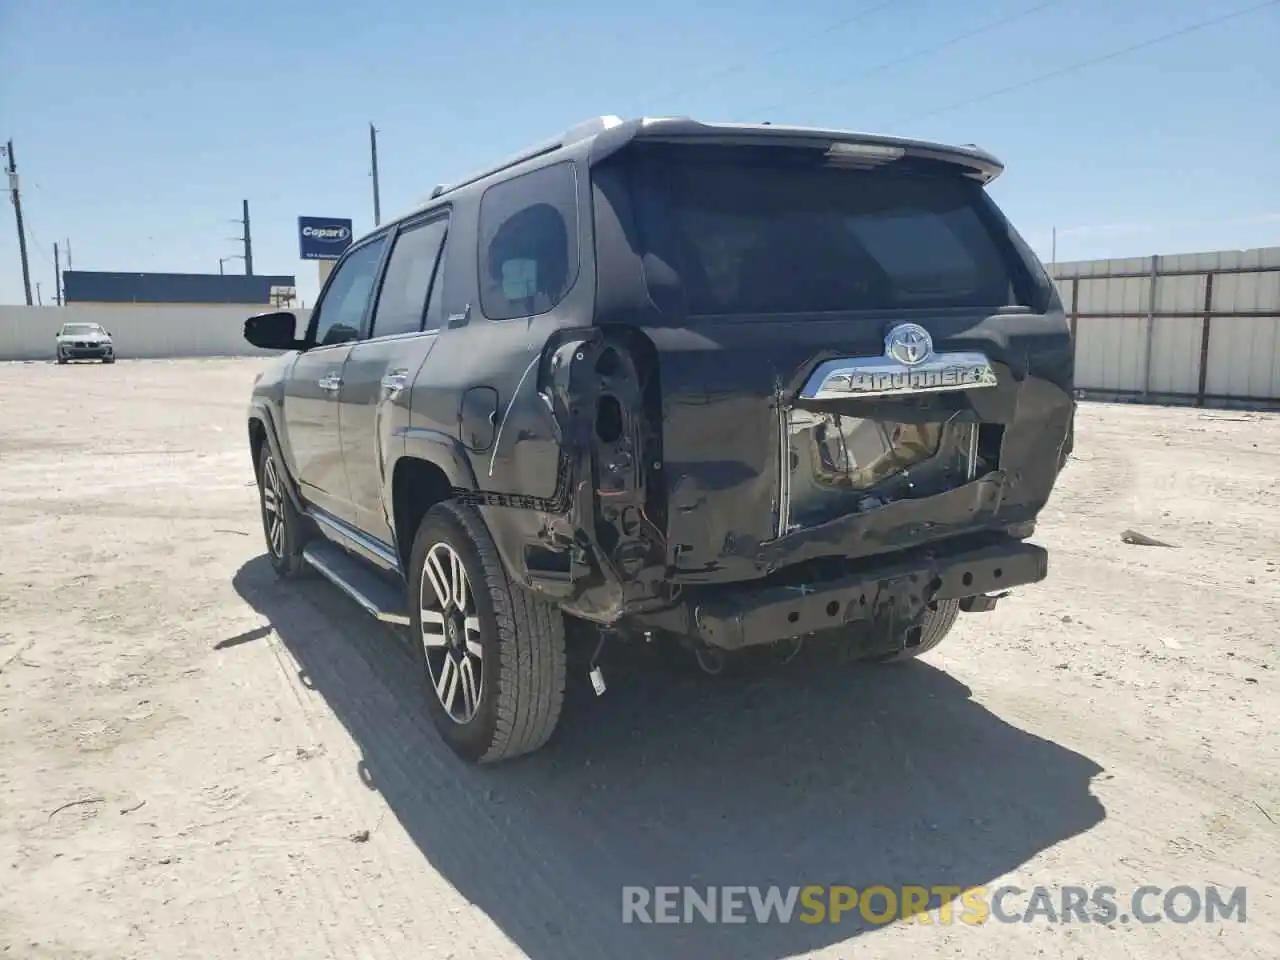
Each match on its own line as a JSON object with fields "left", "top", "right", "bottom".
{"left": 588, "top": 117, "right": 1004, "bottom": 184}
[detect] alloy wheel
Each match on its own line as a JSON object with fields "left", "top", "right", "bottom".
{"left": 420, "top": 542, "right": 484, "bottom": 723}
{"left": 261, "top": 456, "right": 285, "bottom": 558}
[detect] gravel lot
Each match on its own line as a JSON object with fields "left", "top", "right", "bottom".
{"left": 1, "top": 358, "right": 1276, "bottom": 960}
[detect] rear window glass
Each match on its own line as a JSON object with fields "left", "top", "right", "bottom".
{"left": 628, "top": 145, "right": 1029, "bottom": 316}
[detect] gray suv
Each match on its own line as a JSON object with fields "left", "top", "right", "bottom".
{"left": 244, "top": 116, "right": 1075, "bottom": 764}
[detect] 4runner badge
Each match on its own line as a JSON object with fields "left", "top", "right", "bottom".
{"left": 798, "top": 324, "right": 999, "bottom": 400}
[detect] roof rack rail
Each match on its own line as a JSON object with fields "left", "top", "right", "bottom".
{"left": 428, "top": 115, "right": 624, "bottom": 200}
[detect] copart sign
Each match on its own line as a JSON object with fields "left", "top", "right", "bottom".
{"left": 298, "top": 216, "right": 354, "bottom": 261}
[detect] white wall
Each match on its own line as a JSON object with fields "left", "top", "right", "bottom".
{"left": 5, "top": 246, "right": 1278, "bottom": 403}
{"left": 0, "top": 304, "right": 312, "bottom": 361}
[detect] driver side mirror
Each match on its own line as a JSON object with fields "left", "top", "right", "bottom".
{"left": 244, "top": 311, "right": 307, "bottom": 351}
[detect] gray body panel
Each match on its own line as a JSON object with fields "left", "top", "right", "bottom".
{"left": 282, "top": 344, "right": 353, "bottom": 521}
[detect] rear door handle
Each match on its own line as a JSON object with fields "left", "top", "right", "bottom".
{"left": 318, "top": 373, "right": 343, "bottom": 392}
{"left": 446, "top": 303, "right": 471, "bottom": 329}
{"left": 381, "top": 369, "right": 409, "bottom": 396}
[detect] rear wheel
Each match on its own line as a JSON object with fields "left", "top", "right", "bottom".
{"left": 872, "top": 600, "right": 960, "bottom": 663}
{"left": 408, "top": 501, "right": 566, "bottom": 764}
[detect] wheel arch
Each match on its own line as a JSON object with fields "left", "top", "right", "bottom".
{"left": 391, "top": 431, "right": 534, "bottom": 598}
{"left": 248, "top": 406, "right": 305, "bottom": 513}
{"left": 390, "top": 455, "right": 456, "bottom": 574}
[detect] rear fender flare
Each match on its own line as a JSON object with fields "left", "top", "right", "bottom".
{"left": 398, "top": 427, "right": 480, "bottom": 493}
{"left": 392, "top": 430, "right": 557, "bottom": 597}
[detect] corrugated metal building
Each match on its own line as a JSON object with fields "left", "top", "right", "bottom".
{"left": 1050, "top": 246, "right": 1280, "bottom": 406}
{"left": 63, "top": 271, "right": 297, "bottom": 306}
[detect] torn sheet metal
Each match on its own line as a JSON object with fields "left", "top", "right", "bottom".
{"left": 643, "top": 317, "right": 1075, "bottom": 585}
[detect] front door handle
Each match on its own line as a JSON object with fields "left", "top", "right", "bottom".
{"left": 381, "top": 369, "right": 409, "bottom": 396}
{"left": 318, "top": 373, "right": 343, "bottom": 392}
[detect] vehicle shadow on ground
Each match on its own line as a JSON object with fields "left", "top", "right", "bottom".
{"left": 233, "top": 556, "right": 1105, "bottom": 960}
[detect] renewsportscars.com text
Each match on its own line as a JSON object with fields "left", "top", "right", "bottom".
{"left": 621, "top": 884, "right": 1247, "bottom": 926}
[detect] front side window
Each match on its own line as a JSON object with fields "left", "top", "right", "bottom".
{"left": 369, "top": 218, "right": 447, "bottom": 338}
{"left": 477, "top": 162, "right": 579, "bottom": 321}
{"left": 311, "top": 237, "right": 388, "bottom": 346}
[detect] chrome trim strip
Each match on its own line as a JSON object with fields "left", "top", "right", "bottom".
{"left": 799, "top": 353, "right": 998, "bottom": 400}
{"left": 308, "top": 507, "right": 401, "bottom": 574}
{"left": 776, "top": 398, "right": 792, "bottom": 538}
{"left": 302, "top": 545, "right": 410, "bottom": 626}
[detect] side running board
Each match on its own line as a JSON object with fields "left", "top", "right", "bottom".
{"left": 302, "top": 541, "right": 411, "bottom": 627}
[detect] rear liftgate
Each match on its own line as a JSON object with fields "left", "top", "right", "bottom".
{"left": 780, "top": 321, "right": 999, "bottom": 539}
{"left": 682, "top": 321, "right": 1043, "bottom": 658}
{"left": 773, "top": 323, "right": 1002, "bottom": 653}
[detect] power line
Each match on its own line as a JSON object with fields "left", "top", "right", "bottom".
{"left": 640, "top": 0, "right": 911, "bottom": 110}
{"left": 740, "top": 0, "right": 1060, "bottom": 122}
{"left": 897, "top": 0, "right": 1279, "bottom": 126}
{"left": 22, "top": 221, "right": 56, "bottom": 269}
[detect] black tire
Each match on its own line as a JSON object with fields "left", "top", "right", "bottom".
{"left": 56, "top": 356, "right": 67, "bottom": 365}
{"left": 873, "top": 600, "right": 961, "bottom": 663}
{"left": 257, "top": 448, "right": 307, "bottom": 579}
{"left": 103, "top": 357, "right": 116, "bottom": 364}
{"left": 408, "top": 500, "right": 566, "bottom": 764}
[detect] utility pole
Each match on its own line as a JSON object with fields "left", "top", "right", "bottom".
{"left": 65, "top": 237, "right": 72, "bottom": 271}
{"left": 370, "top": 123, "right": 382, "bottom": 227}
{"left": 229, "top": 198, "right": 256, "bottom": 276}
{"left": 3, "top": 139, "right": 34, "bottom": 305}
{"left": 35, "top": 282, "right": 42, "bottom": 305}
{"left": 54, "top": 241, "right": 62, "bottom": 306}
{"left": 239, "top": 199, "right": 254, "bottom": 275}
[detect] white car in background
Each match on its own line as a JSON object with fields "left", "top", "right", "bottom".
{"left": 55, "top": 322, "right": 115, "bottom": 364}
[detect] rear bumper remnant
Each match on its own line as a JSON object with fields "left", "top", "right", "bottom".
{"left": 635, "top": 539, "right": 1047, "bottom": 651}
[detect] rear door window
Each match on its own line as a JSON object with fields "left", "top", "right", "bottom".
{"left": 628, "top": 145, "right": 1030, "bottom": 316}
{"left": 369, "top": 218, "right": 447, "bottom": 338}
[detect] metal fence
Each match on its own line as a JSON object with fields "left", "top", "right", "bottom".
{"left": 1050, "top": 247, "right": 1280, "bottom": 406}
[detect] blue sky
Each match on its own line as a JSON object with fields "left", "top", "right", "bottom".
{"left": 2, "top": 0, "right": 1277, "bottom": 306}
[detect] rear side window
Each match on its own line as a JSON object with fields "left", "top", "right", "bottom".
{"left": 629, "top": 145, "right": 1030, "bottom": 316}
{"left": 477, "top": 162, "right": 579, "bottom": 321}
{"left": 370, "top": 218, "right": 447, "bottom": 338}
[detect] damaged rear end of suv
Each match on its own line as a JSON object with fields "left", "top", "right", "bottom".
{"left": 246, "top": 116, "right": 1074, "bottom": 764}
{"left": 547, "top": 119, "right": 1074, "bottom": 668}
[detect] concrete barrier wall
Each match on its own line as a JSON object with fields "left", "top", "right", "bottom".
{"left": 0, "top": 305, "right": 312, "bottom": 361}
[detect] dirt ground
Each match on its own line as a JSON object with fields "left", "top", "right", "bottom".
{"left": 0, "top": 357, "right": 1276, "bottom": 960}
